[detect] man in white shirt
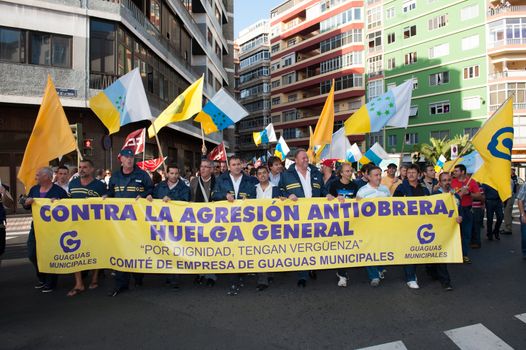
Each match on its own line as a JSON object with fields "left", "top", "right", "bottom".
{"left": 356, "top": 165, "right": 390, "bottom": 287}
{"left": 267, "top": 156, "right": 283, "bottom": 187}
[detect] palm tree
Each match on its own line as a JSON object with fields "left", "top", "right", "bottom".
{"left": 418, "top": 135, "right": 474, "bottom": 164}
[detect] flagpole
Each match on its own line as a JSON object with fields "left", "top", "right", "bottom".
{"left": 150, "top": 121, "right": 167, "bottom": 173}
{"left": 142, "top": 128, "right": 146, "bottom": 164}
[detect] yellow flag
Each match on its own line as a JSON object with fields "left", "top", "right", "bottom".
{"left": 311, "top": 80, "right": 334, "bottom": 146}
{"left": 148, "top": 75, "right": 204, "bottom": 138}
{"left": 472, "top": 97, "right": 514, "bottom": 201}
{"left": 18, "top": 76, "right": 77, "bottom": 190}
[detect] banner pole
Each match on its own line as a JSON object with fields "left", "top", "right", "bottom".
{"left": 151, "top": 122, "right": 167, "bottom": 174}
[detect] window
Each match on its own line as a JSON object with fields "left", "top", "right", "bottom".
{"left": 29, "top": 32, "right": 72, "bottom": 67}
{"left": 408, "top": 78, "right": 418, "bottom": 90}
{"left": 464, "top": 127, "right": 479, "bottom": 138}
{"left": 463, "top": 96, "right": 481, "bottom": 110}
{"left": 429, "top": 43, "right": 449, "bottom": 58}
{"left": 239, "top": 50, "right": 270, "bottom": 69}
{"left": 287, "top": 38, "right": 296, "bottom": 47}
{"left": 429, "top": 14, "right": 448, "bottom": 30}
{"left": 271, "top": 43, "right": 280, "bottom": 53}
{"left": 149, "top": 0, "right": 161, "bottom": 30}
{"left": 320, "top": 29, "right": 362, "bottom": 53}
{"left": 461, "top": 4, "right": 479, "bottom": 21}
{"left": 320, "top": 74, "right": 363, "bottom": 94}
{"left": 369, "top": 132, "right": 383, "bottom": 146}
{"left": 283, "top": 110, "right": 299, "bottom": 122}
{"left": 368, "top": 55, "right": 383, "bottom": 74}
{"left": 320, "top": 8, "right": 362, "bottom": 33}
{"left": 282, "top": 72, "right": 295, "bottom": 85}
{"left": 404, "top": 52, "right": 417, "bottom": 65}
{"left": 405, "top": 133, "right": 419, "bottom": 145}
{"left": 386, "top": 7, "right": 395, "bottom": 19}
{"left": 403, "top": 25, "right": 416, "bottom": 39}
{"left": 288, "top": 94, "right": 297, "bottom": 102}
{"left": 368, "top": 79, "right": 384, "bottom": 100}
{"left": 239, "top": 67, "right": 270, "bottom": 84}
{"left": 429, "top": 71, "right": 449, "bottom": 86}
{"left": 409, "top": 105, "right": 418, "bottom": 117}
{"left": 463, "top": 65, "right": 479, "bottom": 79}
{"left": 271, "top": 80, "right": 280, "bottom": 88}
{"left": 430, "top": 130, "right": 450, "bottom": 140}
{"left": 272, "top": 97, "right": 281, "bottom": 105}
{"left": 0, "top": 27, "right": 24, "bottom": 63}
{"left": 461, "top": 35, "right": 479, "bottom": 50}
{"left": 368, "top": 31, "right": 382, "bottom": 50}
{"left": 320, "top": 51, "right": 362, "bottom": 73}
{"left": 282, "top": 54, "right": 294, "bottom": 67}
{"left": 387, "top": 57, "right": 395, "bottom": 69}
{"left": 367, "top": 7, "right": 382, "bottom": 30}
{"left": 240, "top": 33, "right": 269, "bottom": 53}
{"left": 403, "top": 0, "right": 416, "bottom": 13}
{"left": 387, "top": 32, "right": 395, "bottom": 44}
{"left": 387, "top": 135, "right": 397, "bottom": 147}
{"left": 429, "top": 101, "right": 450, "bottom": 115}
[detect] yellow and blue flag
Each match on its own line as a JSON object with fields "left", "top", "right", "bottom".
{"left": 253, "top": 123, "right": 277, "bottom": 146}
{"left": 148, "top": 75, "right": 204, "bottom": 138}
{"left": 195, "top": 88, "right": 249, "bottom": 134}
{"left": 360, "top": 142, "right": 389, "bottom": 165}
{"left": 344, "top": 80, "right": 413, "bottom": 135}
{"left": 274, "top": 136, "right": 290, "bottom": 160}
{"left": 89, "top": 68, "right": 152, "bottom": 134}
{"left": 472, "top": 97, "right": 514, "bottom": 201}
{"left": 434, "top": 155, "right": 447, "bottom": 172}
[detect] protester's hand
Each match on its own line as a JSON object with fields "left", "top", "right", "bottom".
{"left": 326, "top": 194, "right": 335, "bottom": 201}
{"left": 162, "top": 196, "right": 170, "bottom": 203}
{"left": 456, "top": 216, "right": 463, "bottom": 224}
{"left": 24, "top": 197, "right": 34, "bottom": 206}
{"left": 0, "top": 186, "right": 5, "bottom": 195}
{"left": 201, "top": 144, "right": 207, "bottom": 155}
{"left": 135, "top": 195, "right": 141, "bottom": 201}
{"left": 240, "top": 194, "right": 247, "bottom": 200}
{"left": 337, "top": 195, "right": 346, "bottom": 204}
{"left": 279, "top": 196, "right": 287, "bottom": 201}
{"left": 288, "top": 194, "right": 298, "bottom": 201}
{"left": 521, "top": 213, "right": 526, "bottom": 224}
{"left": 50, "top": 198, "right": 60, "bottom": 203}
{"left": 458, "top": 186, "right": 469, "bottom": 196}
{"left": 146, "top": 195, "right": 153, "bottom": 202}
{"left": 226, "top": 193, "right": 235, "bottom": 202}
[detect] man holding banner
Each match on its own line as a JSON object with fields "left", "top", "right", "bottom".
{"left": 279, "top": 149, "right": 326, "bottom": 288}
{"left": 107, "top": 148, "right": 153, "bottom": 297}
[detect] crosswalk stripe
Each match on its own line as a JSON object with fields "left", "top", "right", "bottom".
{"left": 515, "top": 313, "right": 526, "bottom": 323}
{"left": 356, "top": 341, "right": 408, "bottom": 350}
{"left": 444, "top": 324, "right": 513, "bottom": 350}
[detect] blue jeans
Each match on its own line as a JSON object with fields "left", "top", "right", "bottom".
{"left": 403, "top": 265, "right": 417, "bottom": 282}
{"left": 459, "top": 206, "right": 473, "bottom": 257}
{"left": 365, "top": 266, "right": 380, "bottom": 280}
{"left": 471, "top": 207, "right": 484, "bottom": 245}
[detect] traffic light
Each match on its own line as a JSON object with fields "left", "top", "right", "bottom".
{"left": 83, "top": 138, "right": 94, "bottom": 156}
{"left": 70, "top": 123, "right": 83, "bottom": 152}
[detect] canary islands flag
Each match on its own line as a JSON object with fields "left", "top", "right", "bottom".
{"left": 472, "top": 97, "right": 514, "bottom": 201}
{"left": 274, "top": 136, "right": 290, "bottom": 160}
{"left": 434, "top": 155, "right": 447, "bottom": 172}
{"left": 195, "top": 88, "right": 249, "bottom": 134}
{"left": 344, "top": 80, "right": 412, "bottom": 135}
{"left": 253, "top": 123, "right": 277, "bottom": 146}
{"left": 89, "top": 68, "right": 152, "bottom": 134}
{"left": 360, "top": 142, "right": 389, "bottom": 165}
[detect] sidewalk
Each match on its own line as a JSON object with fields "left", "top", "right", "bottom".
{"left": 5, "top": 215, "right": 32, "bottom": 233}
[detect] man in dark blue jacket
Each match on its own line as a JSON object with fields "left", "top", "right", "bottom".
{"left": 212, "top": 155, "right": 257, "bottom": 201}
{"left": 107, "top": 148, "right": 153, "bottom": 297}
{"left": 279, "top": 148, "right": 327, "bottom": 287}
{"left": 211, "top": 155, "right": 257, "bottom": 295}
{"left": 147, "top": 164, "right": 190, "bottom": 289}
{"left": 393, "top": 164, "right": 429, "bottom": 290}
{"left": 23, "top": 167, "right": 68, "bottom": 293}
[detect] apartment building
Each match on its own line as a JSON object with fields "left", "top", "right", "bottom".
{"left": 269, "top": 0, "right": 367, "bottom": 151}
{"left": 0, "top": 0, "right": 234, "bottom": 209}
{"left": 235, "top": 19, "right": 272, "bottom": 159}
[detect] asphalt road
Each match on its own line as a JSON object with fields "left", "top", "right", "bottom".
{"left": 1, "top": 226, "right": 525, "bottom": 350}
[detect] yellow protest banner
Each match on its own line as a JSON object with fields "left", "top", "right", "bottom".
{"left": 32, "top": 194, "right": 462, "bottom": 274}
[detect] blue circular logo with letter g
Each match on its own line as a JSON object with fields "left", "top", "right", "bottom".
{"left": 488, "top": 127, "right": 514, "bottom": 161}
{"left": 417, "top": 224, "right": 435, "bottom": 244}
{"left": 60, "top": 231, "right": 81, "bottom": 253}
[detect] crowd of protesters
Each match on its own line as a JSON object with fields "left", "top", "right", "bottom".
{"left": 0, "top": 147, "right": 524, "bottom": 298}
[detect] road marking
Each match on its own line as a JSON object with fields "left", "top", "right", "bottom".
{"left": 444, "top": 323, "right": 513, "bottom": 350}
{"left": 515, "top": 313, "right": 526, "bottom": 324}
{"left": 356, "top": 341, "right": 408, "bottom": 350}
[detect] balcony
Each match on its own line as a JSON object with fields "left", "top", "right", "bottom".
{"left": 488, "top": 5, "right": 526, "bottom": 17}
{"left": 489, "top": 69, "right": 526, "bottom": 80}
{"left": 488, "top": 37, "right": 526, "bottom": 49}
{"left": 489, "top": 102, "right": 526, "bottom": 111}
